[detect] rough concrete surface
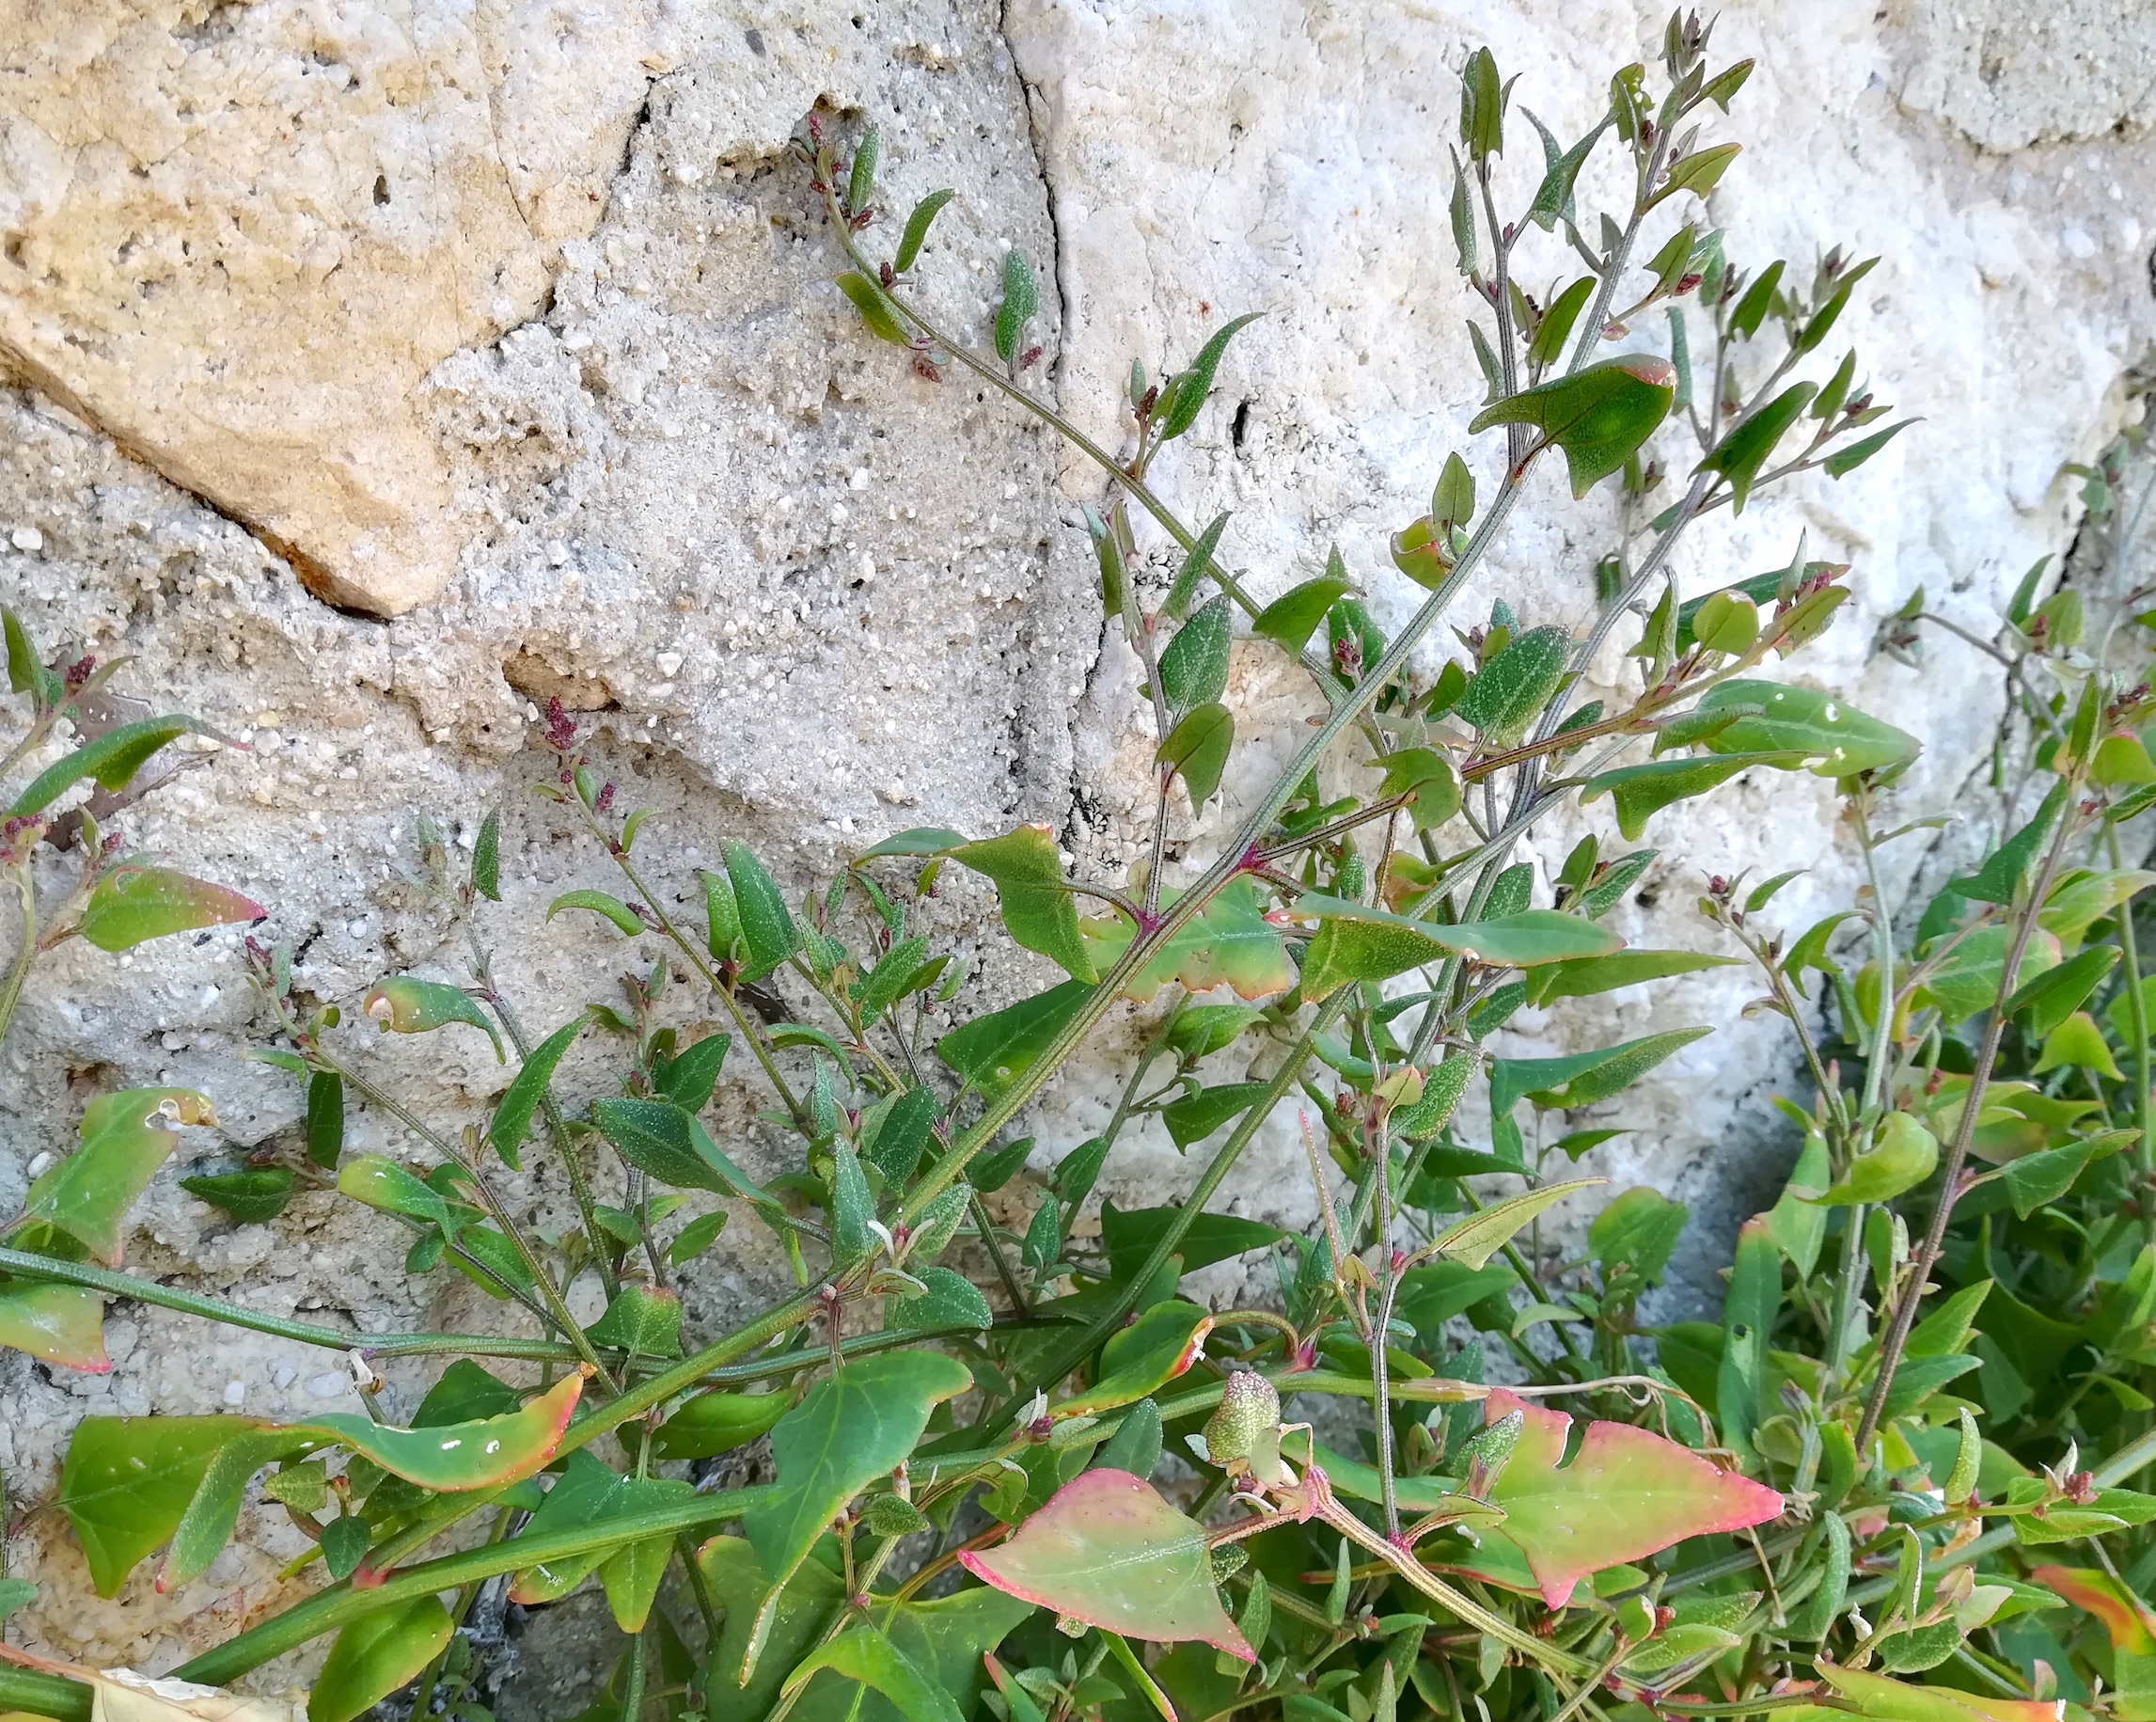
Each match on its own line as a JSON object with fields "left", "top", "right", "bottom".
{"left": 0, "top": 0, "right": 2152, "bottom": 1706}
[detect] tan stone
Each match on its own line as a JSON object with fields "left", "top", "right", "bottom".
{"left": 0, "top": 0, "right": 672, "bottom": 614}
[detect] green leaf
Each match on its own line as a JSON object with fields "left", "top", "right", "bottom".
{"left": 1921, "top": 926, "right": 2059, "bottom": 1022}
{"left": 1097, "top": 1399, "right": 1164, "bottom": 1481}
{"left": 653, "top": 1389, "right": 793, "bottom": 1462}
{"left": 3, "top": 607, "right": 55, "bottom": 703}
{"left": 1294, "top": 896, "right": 1620, "bottom": 999}
{"left": 727, "top": 841, "right": 802, "bottom": 983}
{"left": 1966, "top": 782, "right": 2069, "bottom": 907}
{"left": 1650, "top": 142, "right": 1740, "bottom": 208}
{"left": 1166, "top": 1003, "right": 1264, "bottom": 1062}
{"left": 472, "top": 810, "right": 500, "bottom": 900}
{"left": 1767, "top": 1133, "right": 1831, "bottom": 1275}
{"left": 856, "top": 935, "right": 931, "bottom": 1029}
{"left": 2033, "top": 1010, "right": 2122, "bottom": 1080}
{"left": 1377, "top": 746, "right": 1461, "bottom": 831}
{"left": 740, "top": 1353, "right": 972, "bottom": 1679}
{"left": 1468, "top": 356, "right": 1676, "bottom": 497}
{"left": 939, "top": 981, "right": 1091, "bottom": 1103}
{"left": 60, "top": 1414, "right": 259, "bottom": 1596}
{"left": 590, "top": 1098, "right": 776, "bottom": 1207}
{"left": 1162, "top": 1082, "right": 1271, "bottom": 1151}
{"left": 1718, "top": 1218, "right": 1779, "bottom": 1461}
{"left": 338, "top": 1154, "right": 456, "bottom": 1231}
{"left": 0, "top": 1576, "right": 35, "bottom": 1623}
{"left": 2001, "top": 1135, "right": 2115, "bottom": 1219}
{"left": 894, "top": 189, "right": 956, "bottom": 273}
{"left": 1102, "top": 1202, "right": 1283, "bottom": 1278}
{"left": 507, "top": 1451, "right": 692, "bottom": 1608}
{"left": 1459, "top": 46, "right": 1504, "bottom": 160}
{"left": 846, "top": 126, "right": 878, "bottom": 212}
{"left": 545, "top": 889, "right": 644, "bottom": 937}
{"left": 1158, "top": 313, "right": 1263, "bottom": 441}
{"left": 1057, "top": 1301, "right": 1215, "bottom": 1420}
{"left": 1589, "top": 1188, "right": 1688, "bottom": 1287}
{"left": 655, "top": 1029, "right": 731, "bottom": 1114}
{"left": 1580, "top": 752, "right": 1804, "bottom": 840}
{"left": 1526, "top": 276, "right": 1596, "bottom": 371}
{"left": 886, "top": 1263, "right": 994, "bottom": 1332}
{"left": 946, "top": 826, "right": 1097, "bottom": 984}
{"left": 1824, "top": 418, "right": 1916, "bottom": 478}
{"left": 1157, "top": 593, "right": 1233, "bottom": 717}
{"left": 76, "top": 866, "right": 263, "bottom": 952}
{"left": 1524, "top": 948, "right": 1738, "bottom": 1007}
{"left": 2006, "top": 940, "right": 2117, "bottom": 1038}
{"left": 21, "top": 1087, "right": 215, "bottom": 1265}
{"left": 318, "top": 1514, "right": 370, "bottom": 1581}
{"left": 1079, "top": 879, "right": 1295, "bottom": 1003}
{"left": 1695, "top": 681, "right": 1919, "bottom": 777}
{"left": 1254, "top": 574, "right": 1354, "bottom": 656}
{"left": 994, "top": 250, "right": 1038, "bottom": 365}
{"left": 829, "top": 1142, "right": 877, "bottom": 1266}
{"left": 0, "top": 1295, "right": 111, "bottom": 1421}
{"left": 1477, "top": 1390, "right": 1783, "bottom": 1607}
{"left": 702, "top": 865, "right": 742, "bottom": 961}
{"left": 783, "top": 1625, "right": 965, "bottom": 1722}
{"left": 1813, "top": 1660, "right": 2063, "bottom": 1722}
{"left": 308, "top": 1595, "right": 453, "bottom": 1722}
{"left": 586, "top": 1285, "right": 683, "bottom": 1358}
{"left": 837, "top": 272, "right": 910, "bottom": 347}
{"left": 1164, "top": 512, "right": 1231, "bottom": 619}
{"left": 8, "top": 716, "right": 218, "bottom": 817}
{"left": 1811, "top": 1112, "right": 1938, "bottom": 1206}
{"left": 165, "top": 1373, "right": 588, "bottom": 1588}
{"left": 1428, "top": 1178, "right": 1600, "bottom": 1270}
{"left": 862, "top": 1084, "right": 939, "bottom": 1187}
{"left": 361, "top": 977, "right": 505, "bottom": 1061}
{"left": 180, "top": 1167, "right": 294, "bottom": 1225}
{"left": 1159, "top": 703, "right": 1234, "bottom": 806}
{"left": 1489, "top": 1027, "right": 1709, "bottom": 1114}
{"left": 486, "top": 1013, "right": 585, "bottom": 1168}
{"left": 1456, "top": 625, "right": 1570, "bottom": 739}
{"left": 960, "top": 1470, "right": 1252, "bottom": 1658}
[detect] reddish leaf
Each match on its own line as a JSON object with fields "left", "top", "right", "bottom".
{"left": 1480, "top": 1389, "right": 1783, "bottom": 1606}
{"left": 2031, "top": 1565, "right": 2156, "bottom": 1654}
{"left": 0, "top": 1280, "right": 110, "bottom": 1372}
{"left": 77, "top": 866, "right": 263, "bottom": 952}
{"left": 960, "top": 1470, "right": 1252, "bottom": 1659}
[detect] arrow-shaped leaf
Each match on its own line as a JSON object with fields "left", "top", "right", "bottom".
{"left": 1479, "top": 1389, "right": 1783, "bottom": 1607}
{"left": 960, "top": 1470, "right": 1252, "bottom": 1659}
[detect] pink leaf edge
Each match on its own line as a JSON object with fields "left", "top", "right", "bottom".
{"left": 958, "top": 1470, "right": 1254, "bottom": 1661}
{"left": 1485, "top": 1389, "right": 1785, "bottom": 1608}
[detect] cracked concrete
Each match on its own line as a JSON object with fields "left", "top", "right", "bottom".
{"left": 0, "top": 0, "right": 2153, "bottom": 1704}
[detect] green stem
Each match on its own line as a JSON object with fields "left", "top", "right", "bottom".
{"left": 173, "top": 1486, "right": 777, "bottom": 1689}
{"left": 1856, "top": 796, "right": 2081, "bottom": 1448}
{"left": 471, "top": 941, "right": 620, "bottom": 1302}
{"left": 604, "top": 841, "right": 810, "bottom": 1134}
{"left": 0, "top": 862, "right": 37, "bottom": 1056}
{"left": 990, "top": 1000, "right": 1350, "bottom": 1427}
{"left": 328, "top": 1058, "right": 616, "bottom": 1388}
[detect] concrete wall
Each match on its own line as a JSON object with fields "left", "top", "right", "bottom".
{"left": 1, "top": 0, "right": 2152, "bottom": 1700}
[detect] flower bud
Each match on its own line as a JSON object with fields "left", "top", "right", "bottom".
{"left": 1204, "top": 1369, "right": 1281, "bottom": 1469}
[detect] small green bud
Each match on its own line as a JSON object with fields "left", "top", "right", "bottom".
{"left": 1203, "top": 1369, "right": 1281, "bottom": 1469}
{"left": 1944, "top": 1406, "right": 1980, "bottom": 1508}
{"left": 863, "top": 1493, "right": 931, "bottom": 1539}
{"left": 1461, "top": 1408, "right": 1524, "bottom": 1497}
